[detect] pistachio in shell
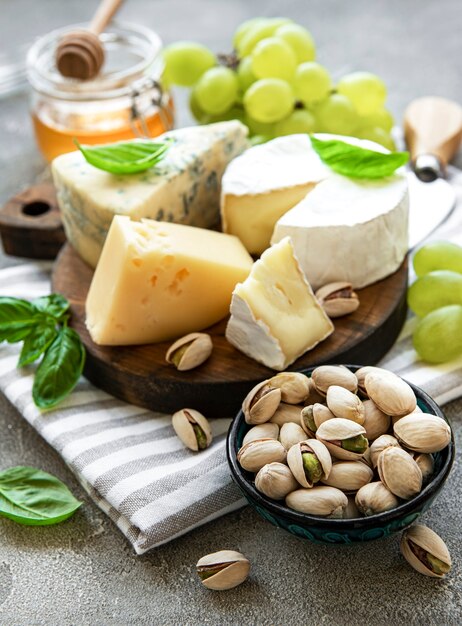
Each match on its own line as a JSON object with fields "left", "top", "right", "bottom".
{"left": 301, "top": 403, "right": 335, "bottom": 435}
{"left": 287, "top": 439, "right": 332, "bottom": 488}
{"left": 355, "top": 481, "right": 399, "bottom": 516}
{"left": 321, "top": 461, "right": 373, "bottom": 493}
{"left": 326, "top": 385, "right": 365, "bottom": 424}
{"left": 242, "top": 423, "right": 279, "bottom": 446}
{"left": 393, "top": 413, "right": 451, "bottom": 453}
{"left": 401, "top": 525, "right": 451, "bottom": 578}
{"left": 196, "top": 550, "right": 250, "bottom": 590}
{"left": 362, "top": 399, "right": 391, "bottom": 441}
{"left": 364, "top": 371, "right": 417, "bottom": 417}
{"left": 286, "top": 486, "right": 348, "bottom": 518}
{"left": 414, "top": 453, "right": 434, "bottom": 483}
{"left": 369, "top": 434, "right": 401, "bottom": 468}
{"left": 269, "top": 402, "right": 302, "bottom": 426}
{"left": 279, "top": 422, "right": 308, "bottom": 450}
{"left": 316, "top": 418, "right": 368, "bottom": 461}
{"left": 269, "top": 372, "right": 310, "bottom": 404}
{"left": 311, "top": 365, "right": 358, "bottom": 395}
{"left": 255, "top": 462, "right": 298, "bottom": 500}
{"left": 237, "top": 438, "right": 287, "bottom": 473}
{"left": 355, "top": 366, "right": 392, "bottom": 397}
{"left": 166, "top": 332, "right": 213, "bottom": 370}
{"left": 377, "top": 446, "right": 422, "bottom": 500}
{"left": 315, "top": 281, "right": 360, "bottom": 318}
{"left": 172, "top": 409, "right": 212, "bottom": 451}
{"left": 242, "top": 380, "right": 281, "bottom": 425}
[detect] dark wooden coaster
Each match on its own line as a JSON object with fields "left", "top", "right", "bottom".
{"left": 0, "top": 183, "right": 65, "bottom": 259}
{"left": 52, "top": 243, "right": 408, "bottom": 417}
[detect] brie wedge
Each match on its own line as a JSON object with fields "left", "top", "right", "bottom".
{"left": 226, "top": 237, "right": 334, "bottom": 370}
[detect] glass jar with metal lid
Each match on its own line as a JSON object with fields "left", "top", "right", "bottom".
{"left": 27, "top": 21, "right": 174, "bottom": 162}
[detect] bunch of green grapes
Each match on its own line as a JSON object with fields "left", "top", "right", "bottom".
{"left": 162, "top": 17, "right": 396, "bottom": 148}
{"left": 408, "top": 241, "right": 462, "bottom": 363}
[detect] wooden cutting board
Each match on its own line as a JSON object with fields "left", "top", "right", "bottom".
{"left": 52, "top": 243, "right": 408, "bottom": 417}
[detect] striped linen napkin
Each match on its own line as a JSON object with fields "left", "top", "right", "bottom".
{"left": 0, "top": 168, "right": 461, "bottom": 554}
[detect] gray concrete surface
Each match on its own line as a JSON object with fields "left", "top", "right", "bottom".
{"left": 0, "top": 1, "right": 461, "bottom": 624}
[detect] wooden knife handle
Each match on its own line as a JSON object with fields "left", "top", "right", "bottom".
{"left": 404, "top": 97, "right": 462, "bottom": 171}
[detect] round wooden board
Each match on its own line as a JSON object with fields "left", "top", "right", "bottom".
{"left": 52, "top": 244, "right": 408, "bottom": 417}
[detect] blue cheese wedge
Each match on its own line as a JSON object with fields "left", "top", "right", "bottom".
{"left": 226, "top": 237, "right": 334, "bottom": 370}
{"left": 52, "top": 121, "right": 249, "bottom": 267}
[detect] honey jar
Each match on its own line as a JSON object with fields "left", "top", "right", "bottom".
{"left": 27, "top": 22, "right": 174, "bottom": 162}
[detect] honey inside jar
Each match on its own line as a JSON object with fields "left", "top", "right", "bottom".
{"left": 27, "top": 22, "right": 174, "bottom": 162}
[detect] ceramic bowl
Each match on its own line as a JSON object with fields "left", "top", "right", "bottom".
{"left": 226, "top": 365, "right": 455, "bottom": 545}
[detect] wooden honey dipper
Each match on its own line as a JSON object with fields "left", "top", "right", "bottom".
{"left": 56, "top": 0, "right": 124, "bottom": 80}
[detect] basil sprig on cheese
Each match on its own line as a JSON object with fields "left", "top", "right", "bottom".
{"left": 75, "top": 138, "right": 174, "bottom": 175}
{"left": 310, "top": 135, "right": 409, "bottom": 179}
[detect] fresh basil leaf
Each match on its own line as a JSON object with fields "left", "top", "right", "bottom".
{"left": 32, "top": 294, "right": 69, "bottom": 321}
{"left": 0, "top": 297, "right": 42, "bottom": 344}
{"left": 33, "top": 327, "right": 86, "bottom": 409}
{"left": 18, "top": 320, "right": 58, "bottom": 368}
{"left": 0, "top": 466, "right": 82, "bottom": 526}
{"left": 310, "top": 135, "right": 409, "bottom": 179}
{"left": 75, "top": 138, "right": 173, "bottom": 174}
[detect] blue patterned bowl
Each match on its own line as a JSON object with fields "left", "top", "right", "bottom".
{"left": 226, "top": 365, "right": 455, "bottom": 545}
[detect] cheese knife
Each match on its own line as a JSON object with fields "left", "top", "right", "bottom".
{"left": 404, "top": 96, "right": 462, "bottom": 249}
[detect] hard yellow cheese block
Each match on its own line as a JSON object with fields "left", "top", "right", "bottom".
{"left": 86, "top": 216, "right": 253, "bottom": 345}
{"left": 226, "top": 237, "right": 334, "bottom": 370}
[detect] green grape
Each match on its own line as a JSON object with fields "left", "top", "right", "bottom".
{"left": 194, "top": 67, "right": 239, "bottom": 115}
{"left": 243, "top": 78, "right": 294, "bottom": 123}
{"left": 162, "top": 42, "right": 215, "bottom": 87}
{"left": 237, "top": 17, "right": 293, "bottom": 57}
{"left": 275, "top": 23, "right": 316, "bottom": 62}
{"left": 249, "top": 134, "right": 273, "bottom": 146}
{"left": 408, "top": 271, "right": 462, "bottom": 317}
{"left": 189, "top": 91, "right": 211, "bottom": 124}
{"left": 337, "top": 72, "right": 387, "bottom": 116}
{"left": 237, "top": 56, "right": 257, "bottom": 91}
{"left": 413, "top": 305, "right": 462, "bottom": 363}
{"left": 357, "top": 126, "right": 395, "bottom": 151}
{"left": 360, "top": 108, "right": 394, "bottom": 132}
{"left": 274, "top": 109, "right": 316, "bottom": 135}
{"left": 245, "top": 116, "right": 276, "bottom": 138}
{"left": 413, "top": 241, "right": 462, "bottom": 277}
{"left": 233, "top": 17, "right": 266, "bottom": 50}
{"left": 251, "top": 37, "right": 297, "bottom": 81}
{"left": 208, "top": 105, "right": 247, "bottom": 125}
{"left": 294, "top": 62, "right": 332, "bottom": 105}
{"left": 315, "top": 93, "right": 359, "bottom": 135}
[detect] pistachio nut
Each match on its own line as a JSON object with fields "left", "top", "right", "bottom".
{"left": 301, "top": 403, "right": 335, "bottom": 435}
{"left": 362, "top": 399, "right": 391, "bottom": 441}
{"left": 255, "top": 462, "right": 298, "bottom": 500}
{"left": 414, "top": 453, "right": 434, "bottom": 483}
{"left": 196, "top": 550, "right": 250, "bottom": 590}
{"left": 166, "top": 333, "right": 213, "bottom": 371}
{"left": 269, "top": 372, "right": 310, "bottom": 404}
{"left": 377, "top": 446, "right": 422, "bottom": 500}
{"left": 315, "top": 282, "right": 360, "bottom": 318}
{"left": 355, "top": 481, "right": 399, "bottom": 516}
{"left": 393, "top": 413, "right": 451, "bottom": 453}
{"left": 316, "top": 418, "right": 369, "bottom": 461}
{"left": 364, "top": 371, "right": 417, "bottom": 417}
{"left": 286, "top": 486, "right": 348, "bottom": 518}
{"left": 287, "top": 439, "right": 332, "bottom": 488}
{"left": 242, "top": 380, "right": 282, "bottom": 425}
{"left": 355, "top": 366, "right": 392, "bottom": 397}
{"left": 311, "top": 365, "right": 358, "bottom": 395}
{"left": 237, "top": 438, "right": 287, "bottom": 473}
{"left": 326, "top": 385, "right": 365, "bottom": 424}
{"left": 344, "top": 495, "right": 361, "bottom": 519}
{"left": 269, "top": 402, "right": 302, "bottom": 426}
{"left": 242, "top": 423, "right": 279, "bottom": 446}
{"left": 172, "top": 409, "right": 212, "bottom": 452}
{"left": 369, "top": 434, "right": 401, "bottom": 468}
{"left": 401, "top": 525, "right": 451, "bottom": 578}
{"left": 279, "top": 422, "right": 308, "bottom": 450}
{"left": 321, "top": 461, "right": 373, "bottom": 492}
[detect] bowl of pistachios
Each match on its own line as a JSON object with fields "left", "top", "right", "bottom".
{"left": 227, "top": 365, "right": 455, "bottom": 546}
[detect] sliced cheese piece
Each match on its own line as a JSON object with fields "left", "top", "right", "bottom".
{"left": 272, "top": 172, "right": 409, "bottom": 290}
{"left": 86, "top": 216, "right": 253, "bottom": 345}
{"left": 225, "top": 237, "right": 334, "bottom": 370}
{"left": 52, "top": 121, "right": 249, "bottom": 268}
{"left": 220, "top": 134, "right": 330, "bottom": 254}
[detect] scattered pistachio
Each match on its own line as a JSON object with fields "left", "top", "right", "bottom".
{"left": 172, "top": 409, "right": 212, "bottom": 452}
{"left": 196, "top": 550, "right": 250, "bottom": 590}
{"left": 166, "top": 333, "right": 213, "bottom": 371}
{"left": 401, "top": 525, "right": 451, "bottom": 578}
{"left": 315, "top": 282, "right": 360, "bottom": 318}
